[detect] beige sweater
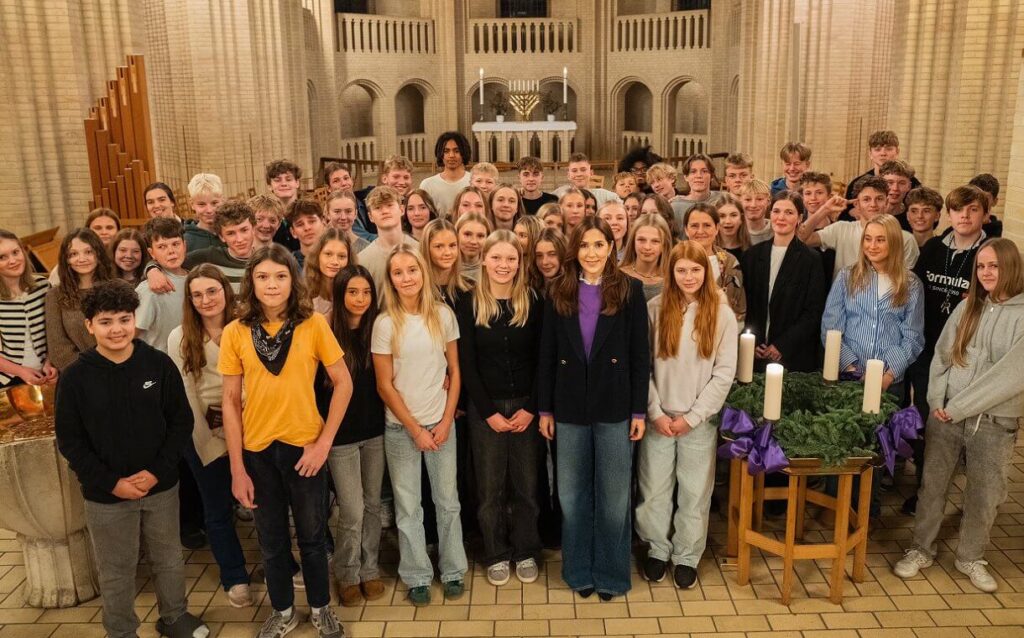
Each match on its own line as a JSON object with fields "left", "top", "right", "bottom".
{"left": 647, "top": 294, "right": 738, "bottom": 427}
{"left": 44, "top": 288, "right": 95, "bottom": 370}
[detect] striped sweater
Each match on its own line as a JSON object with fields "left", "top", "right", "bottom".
{"left": 0, "top": 278, "right": 50, "bottom": 384}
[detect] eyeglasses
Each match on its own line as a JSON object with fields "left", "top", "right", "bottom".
{"left": 630, "top": 167, "right": 647, "bottom": 175}
{"left": 190, "top": 286, "right": 224, "bottom": 302}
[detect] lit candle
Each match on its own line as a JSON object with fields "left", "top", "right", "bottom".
{"left": 479, "top": 68, "right": 484, "bottom": 105}
{"left": 823, "top": 330, "right": 841, "bottom": 382}
{"left": 763, "top": 363, "right": 784, "bottom": 421}
{"left": 862, "top": 359, "right": 884, "bottom": 414}
{"left": 563, "top": 67, "right": 568, "bottom": 104}
{"left": 737, "top": 332, "right": 755, "bottom": 383}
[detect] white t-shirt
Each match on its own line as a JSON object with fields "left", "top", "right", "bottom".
{"left": 358, "top": 235, "right": 420, "bottom": 294}
{"left": 419, "top": 173, "right": 471, "bottom": 219}
{"left": 766, "top": 244, "right": 787, "bottom": 336}
{"left": 552, "top": 184, "right": 622, "bottom": 208}
{"left": 748, "top": 223, "right": 774, "bottom": 246}
{"left": 877, "top": 273, "right": 893, "bottom": 299}
{"left": 817, "top": 221, "right": 920, "bottom": 279}
{"left": 371, "top": 305, "right": 459, "bottom": 425}
{"left": 135, "top": 271, "right": 187, "bottom": 353}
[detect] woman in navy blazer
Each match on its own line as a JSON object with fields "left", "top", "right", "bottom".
{"left": 537, "top": 216, "right": 650, "bottom": 600}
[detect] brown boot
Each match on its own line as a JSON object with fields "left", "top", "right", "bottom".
{"left": 341, "top": 584, "right": 364, "bottom": 607}
{"left": 361, "top": 579, "right": 386, "bottom": 601}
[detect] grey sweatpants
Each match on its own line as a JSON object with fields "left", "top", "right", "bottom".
{"left": 84, "top": 485, "right": 188, "bottom": 638}
{"left": 912, "top": 413, "right": 1020, "bottom": 562}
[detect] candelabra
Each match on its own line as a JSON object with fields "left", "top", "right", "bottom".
{"left": 508, "top": 79, "right": 540, "bottom": 121}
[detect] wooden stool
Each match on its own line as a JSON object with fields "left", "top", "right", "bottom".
{"left": 730, "top": 457, "right": 873, "bottom": 604}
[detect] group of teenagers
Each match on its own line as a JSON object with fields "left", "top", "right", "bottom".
{"left": 0, "top": 128, "right": 1020, "bottom": 638}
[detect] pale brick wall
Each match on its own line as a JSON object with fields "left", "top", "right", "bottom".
{"left": 889, "top": 0, "right": 1024, "bottom": 222}
{"left": 0, "top": 0, "right": 143, "bottom": 235}
{"left": 1, "top": 0, "right": 1021, "bottom": 255}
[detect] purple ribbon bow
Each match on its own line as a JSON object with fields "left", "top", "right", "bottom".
{"left": 875, "top": 407, "right": 923, "bottom": 475}
{"left": 717, "top": 407, "right": 789, "bottom": 475}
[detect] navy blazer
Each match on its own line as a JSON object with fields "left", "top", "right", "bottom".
{"left": 741, "top": 237, "right": 826, "bottom": 373}
{"left": 536, "top": 277, "right": 650, "bottom": 425}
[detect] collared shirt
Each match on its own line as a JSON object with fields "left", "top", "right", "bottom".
{"left": 821, "top": 267, "right": 925, "bottom": 382}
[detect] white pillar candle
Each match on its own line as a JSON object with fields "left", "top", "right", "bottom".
{"left": 823, "top": 329, "right": 842, "bottom": 382}
{"left": 737, "top": 332, "right": 755, "bottom": 383}
{"left": 563, "top": 67, "right": 568, "bottom": 103}
{"left": 479, "top": 68, "right": 484, "bottom": 105}
{"left": 763, "top": 363, "right": 784, "bottom": 421}
{"left": 862, "top": 359, "right": 884, "bottom": 414}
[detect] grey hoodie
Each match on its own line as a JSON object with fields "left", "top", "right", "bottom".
{"left": 928, "top": 292, "right": 1024, "bottom": 422}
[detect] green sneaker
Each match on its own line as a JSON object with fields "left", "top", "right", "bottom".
{"left": 407, "top": 585, "right": 431, "bottom": 607}
{"left": 443, "top": 579, "right": 465, "bottom": 601}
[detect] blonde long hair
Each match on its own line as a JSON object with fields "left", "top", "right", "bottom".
{"left": 473, "top": 230, "right": 532, "bottom": 328}
{"left": 657, "top": 241, "right": 721, "bottom": 360}
{"left": 950, "top": 238, "right": 1024, "bottom": 366}
{"left": 620, "top": 213, "right": 673, "bottom": 272}
{"left": 420, "top": 219, "right": 472, "bottom": 299}
{"left": 848, "top": 214, "right": 911, "bottom": 307}
{"left": 379, "top": 245, "right": 445, "bottom": 352}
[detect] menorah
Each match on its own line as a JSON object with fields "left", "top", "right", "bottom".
{"left": 508, "top": 79, "right": 540, "bottom": 120}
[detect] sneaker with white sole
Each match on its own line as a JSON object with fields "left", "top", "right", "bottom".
{"left": 515, "top": 558, "right": 539, "bottom": 584}
{"left": 227, "top": 583, "right": 254, "bottom": 608}
{"left": 257, "top": 609, "right": 300, "bottom": 638}
{"left": 893, "top": 548, "right": 933, "bottom": 578}
{"left": 487, "top": 560, "right": 511, "bottom": 586}
{"left": 310, "top": 606, "right": 345, "bottom": 638}
{"left": 955, "top": 558, "right": 998, "bottom": 592}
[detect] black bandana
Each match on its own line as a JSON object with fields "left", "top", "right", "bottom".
{"left": 251, "top": 319, "right": 297, "bottom": 375}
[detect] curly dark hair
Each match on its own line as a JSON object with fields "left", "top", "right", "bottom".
{"left": 265, "top": 159, "right": 302, "bottom": 184}
{"left": 81, "top": 279, "right": 139, "bottom": 319}
{"left": 433, "top": 131, "right": 471, "bottom": 169}
{"left": 617, "top": 145, "right": 662, "bottom": 174}
{"left": 215, "top": 201, "right": 256, "bottom": 234}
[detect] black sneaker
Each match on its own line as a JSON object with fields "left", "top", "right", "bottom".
{"left": 180, "top": 529, "right": 207, "bottom": 551}
{"left": 673, "top": 564, "right": 697, "bottom": 589}
{"left": 642, "top": 556, "right": 667, "bottom": 582}
{"left": 576, "top": 587, "right": 595, "bottom": 599}
{"left": 901, "top": 495, "right": 918, "bottom": 516}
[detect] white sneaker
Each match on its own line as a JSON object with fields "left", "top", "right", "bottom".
{"left": 487, "top": 560, "right": 511, "bottom": 586}
{"left": 955, "top": 558, "right": 998, "bottom": 592}
{"left": 227, "top": 583, "right": 254, "bottom": 608}
{"left": 257, "top": 608, "right": 300, "bottom": 638}
{"left": 893, "top": 548, "right": 933, "bottom": 578}
{"left": 515, "top": 558, "right": 539, "bottom": 584}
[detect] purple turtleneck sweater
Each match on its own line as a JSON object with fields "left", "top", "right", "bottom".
{"left": 579, "top": 280, "right": 602, "bottom": 357}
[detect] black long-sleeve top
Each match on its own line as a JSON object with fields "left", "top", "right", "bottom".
{"left": 55, "top": 340, "right": 193, "bottom": 503}
{"left": 315, "top": 358, "right": 385, "bottom": 446}
{"left": 455, "top": 291, "right": 543, "bottom": 418}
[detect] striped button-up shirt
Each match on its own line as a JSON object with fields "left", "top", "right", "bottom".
{"left": 821, "top": 267, "right": 925, "bottom": 382}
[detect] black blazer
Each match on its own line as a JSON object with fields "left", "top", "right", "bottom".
{"left": 536, "top": 277, "right": 650, "bottom": 425}
{"left": 741, "top": 238, "right": 826, "bottom": 373}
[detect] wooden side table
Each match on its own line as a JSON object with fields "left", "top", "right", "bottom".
{"left": 728, "top": 457, "right": 873, "bottom": 604}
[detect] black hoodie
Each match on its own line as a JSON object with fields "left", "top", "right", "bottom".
{"left": 55, "top": 340, "right": 193, "bottom": 504}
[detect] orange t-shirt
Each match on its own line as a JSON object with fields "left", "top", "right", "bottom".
{"left": 218, "top": 313, "right": 343, "bottom": 452}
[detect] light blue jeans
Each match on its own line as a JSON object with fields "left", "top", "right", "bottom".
{"left": 635, "top": 420, "right": 717, "bottom": 568}
{"left": 384, "top": 420, "right": 467, "bottom": 587}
